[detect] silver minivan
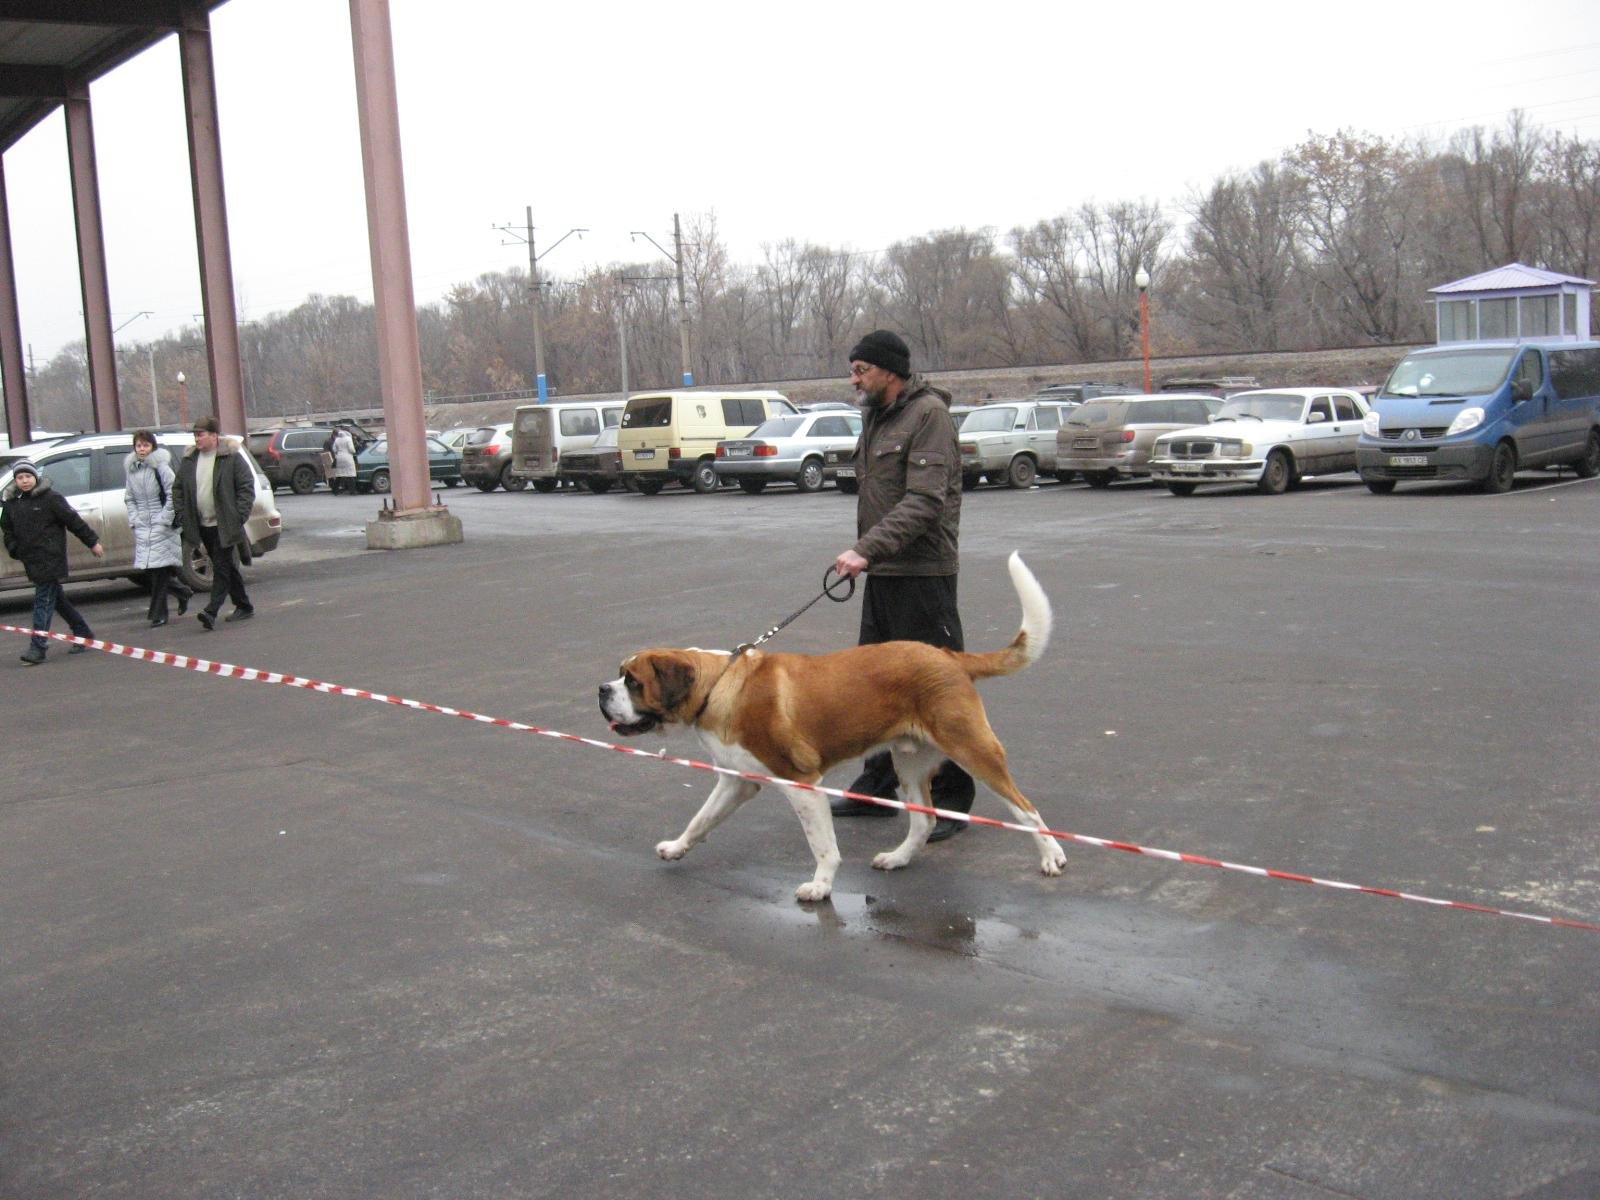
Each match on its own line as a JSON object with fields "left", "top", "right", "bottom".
{"left": 511, "top": 400, "right": 626, "bottom": 492}
{"left": 1, "top": 431, "right": 282, "bottom": 593}
{"left": 1057, "top": 393, "right": 1222, "bottom": 487}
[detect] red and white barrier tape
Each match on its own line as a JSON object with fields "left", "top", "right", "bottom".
{"left": 8, "top": 621, "right": 1599, "bottom": 935}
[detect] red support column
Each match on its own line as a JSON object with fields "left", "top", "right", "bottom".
{"left": 64, "top": 82, "right": 120, "bottom": 433}
{"left": 178, "top": 3, "right": 247, "bottom": 436}
{"left": 0, "top": 158, "right": 33, "bottom": 447}
{"left": 349, "top": 0, "right": 432, "bottom": 515}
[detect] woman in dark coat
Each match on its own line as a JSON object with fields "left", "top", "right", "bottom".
{"left": 124, "top": 430, "right": 193, "bottom": 626}
{"left": 1, "top": 460, "right": 103, "bottom": 664}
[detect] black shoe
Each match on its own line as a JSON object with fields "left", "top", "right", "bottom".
{"left": 197, "top": 611, "right": 216, "bottom": 631}
{"left": 830, "top": 794, "right": 897, "bottom": 818}
{"left": 224, "top": 607, "right": 254, "bottom": 623}
{"left": 68, "top": 639, "right": 90, "bottom": 654}
{"left": 176, "top": 593, "right": 190, "bottom": 616}
{"left": 19, "top": 646, "right": 45, "bottom": 665}
{"left": 927, "top": 816, "right": 969, "bottom": 843}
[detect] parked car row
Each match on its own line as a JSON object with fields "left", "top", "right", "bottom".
{"left": 266, "top": 339, "right": 1600, "bottom": 503}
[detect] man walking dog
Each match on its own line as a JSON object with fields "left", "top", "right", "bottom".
{"left": 831, "top": 330, "right": 975, "bottom": 841}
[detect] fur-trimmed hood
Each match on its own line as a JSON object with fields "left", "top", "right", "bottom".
{"left": 2, "top": 472, "right": 54, "bottom": 503}
{"left": 124, "top": 445, "right": 174, "bottom": 474}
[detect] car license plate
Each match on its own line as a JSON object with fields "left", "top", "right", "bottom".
{"left": 1387, "top": 454, "right": 1428, "bottom": 467}
{"left": 634, "top": 449, "right": 655, "bottom": 460}
{"left": 1073, "top": 438, "right": 1098, "bottom": 450}
{"left": 835, "top": 466, "right": 855, "bottom": 479}
{"left": 726, "top": 447, "right": 751, "bottom": 459}
{"left": 1172, "top": 462, "right": 1203, "bottom": 474}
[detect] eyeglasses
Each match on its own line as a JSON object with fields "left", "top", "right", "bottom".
{"left": 849, "top": 364, "right": 875, "bottom": 378}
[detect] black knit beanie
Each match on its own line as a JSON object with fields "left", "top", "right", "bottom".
{"left": 848, "top": 330, "right": 911, "bottom": 379}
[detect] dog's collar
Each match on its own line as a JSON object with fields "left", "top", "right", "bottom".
{"left": 687, "top": 647, "right": 746, "bottom": 727}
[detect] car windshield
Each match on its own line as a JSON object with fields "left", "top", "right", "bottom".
{"left": 593, "top": 426, "right": 619, "bottom": 448}
{"left": 960, "top": 406, "right": 1018, "bottom": 433}
{"left": 367, "top": 440, "right": 388, "bottom": 457}
{"left": 1380, "top": 347, "right": 1518, "bottom": 398}
{"left": 1215, "top": 394, "right": 1305, "bottom": 422}
{"left": 623, "top": 398, "right": 672, "bottom": 428}
{"left": 466, "top": 427, "right": 499, "bottom": 446}
{"left": 515, "top": 409, "right": 548, "bottom": 433}
{"left": 750, "top": 417, "right": 804, "bottom": 439}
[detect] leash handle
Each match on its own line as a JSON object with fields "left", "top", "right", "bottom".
{"left": 822, "top": 565, "right": 856, "bottom": 603}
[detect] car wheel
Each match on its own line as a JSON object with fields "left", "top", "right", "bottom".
{"left": 836, "top": 478, "right": 858, "bottom": 494}
{"left": 689, "top": 459, "right": 719, "bottom": 494}
{"left": 179, "top": 542, "right": 212, "bottom": 592}
{"left": 1257, "top": 449, "right": 1292, "bottom": 495}
{"left": 796, "top": 459, "right": 825, "bottom": 493}
{"left": 633, "top": 479, "right": 664, "bottom": 496}
{"left": 1005, "top": 456, "right": 1037, "bottom": 489}
{"left": 290, "top": 464, "right": 318, "bottom": 495}
{"left": 1364, "top": 478, "right": 1397, "bottom": 495}
{"left": 1166, "top": 482, "right": 1198, "bottom": 497}
{"left": 1574, "top": 429, "right": 1600, "bottom": 479}
{"left": 587, "top": 479, "right": 613, "bottom": 495}
{"left": 444, "top": 476, "right": 461, "bottom": 488}
{"left": 370, "top": 469, "right": 391, "bottom": 494}
{"left": 1482, "top": 441, "right": 1517, "bottom": 493}
{"left": 532, "top": 478, "right": 558, "bottom": 494}
{"left": 473, "top": 478, "right": 497, "bottom": 493}
{"left": 738, "top": 479, "right": 768, "bottom": 495}
{"left": 501, "top": 466, "right": 529, "bottom": 492}
{"left": 1083, "top": 470, "right": 1115, "bottom": 489}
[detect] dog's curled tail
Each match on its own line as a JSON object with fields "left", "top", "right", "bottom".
{"left": 959, "top": 551, "right": 1053, "bottom": 681}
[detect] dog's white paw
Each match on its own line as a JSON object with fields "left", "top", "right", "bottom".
{"left": 1039, "top": 843, "right": 1067, "bottom": 876}
{"left": 656, "top": 839, "right": 688, "bottom": 861}
{"left": 794, "top": 880, "right": 832, "bottom": 903}
{"left": 872, "top": 850, "right": 912, "bottom": 871}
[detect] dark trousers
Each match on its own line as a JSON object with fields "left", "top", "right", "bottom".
{"left": 147, "top": 565, "right": 192, "bottom": 622}
{"left": 30, "top": 581, "right": 91, "bottom": 652}
{"left": 197, "top": 524, "right": 251, "bottom": 617}
{"left": 851, "top": 573, "right": 976, "bottom": 813}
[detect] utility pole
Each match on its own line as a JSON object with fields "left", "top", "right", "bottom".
{"left": 147, "top": 345, "right": 160, "bottom": 425}
{"left": 495, "top": 209, "right": 585, "bottom": 402}
{"left": 631, "top": 212, "right": 695, "bottom": 386}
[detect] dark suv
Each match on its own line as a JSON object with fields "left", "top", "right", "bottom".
{"left": 249, "top": 424, "right": 373, "bottom": 493}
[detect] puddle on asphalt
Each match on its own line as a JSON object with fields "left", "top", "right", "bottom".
{"left": 759, "top": 889, "right": 1034, "bottom": 959}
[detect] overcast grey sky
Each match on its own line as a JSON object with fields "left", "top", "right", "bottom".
{"left": 6, "top": 0, "right": 1599, "bottom": 363}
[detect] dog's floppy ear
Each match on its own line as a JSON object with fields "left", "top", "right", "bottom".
{"left": 653, "top": 656, "right": 696, "bottom": 714}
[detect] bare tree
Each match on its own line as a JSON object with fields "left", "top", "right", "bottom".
{"left": 1183, "top": 162, "right": 1302, "bottom": 351}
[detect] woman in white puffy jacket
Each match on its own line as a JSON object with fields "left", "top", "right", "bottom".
{"left": 124, "top": 430, "right": 193, "bottom": 626}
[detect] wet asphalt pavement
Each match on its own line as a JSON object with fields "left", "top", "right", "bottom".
{"left": 3, "top": 471, "right": 1598, "bottom": 1199}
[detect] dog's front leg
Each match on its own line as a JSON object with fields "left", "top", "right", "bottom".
{"left": 780, "top": 785, "right": 842, "bottom": 904}
{"left": 656, "top": 776, "right": 759, "bottom": 862}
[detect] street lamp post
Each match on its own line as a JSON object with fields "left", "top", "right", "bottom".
{"left": 147, "top": 346, "right": 160, "bottom": 426}
{"left": 1134, "top": 267, "right": 1152, "bottom": 393}
{"left": 176, "top": 371, "right": 190, "bottom": 427}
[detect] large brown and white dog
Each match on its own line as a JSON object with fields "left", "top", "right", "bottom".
{"left": 598, "top": 552, "right": 1067, "bottom": 903}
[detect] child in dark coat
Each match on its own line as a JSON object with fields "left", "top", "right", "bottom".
{"left": 1, "top": 460, "right": 104, "bottom": 664}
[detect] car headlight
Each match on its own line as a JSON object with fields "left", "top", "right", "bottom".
{"left": 1446, "top": 407, "right": 1484, "bottom": 436}
{"left": 1363, "top": 410, "right": 1381, "bottom": 438}
{"left": 1218, "top": 439, "right": 1249, "bottom": 457}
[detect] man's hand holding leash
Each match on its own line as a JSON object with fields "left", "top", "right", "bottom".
{"left": 833, "top": 549, "right": 869, "bottom": 580}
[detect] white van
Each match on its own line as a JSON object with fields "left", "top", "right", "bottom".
{"left": 619, "top": 390, "right": 797, "bottom": 494}
{"left": 510, "top": 400, "right": 626, "bottom": 493}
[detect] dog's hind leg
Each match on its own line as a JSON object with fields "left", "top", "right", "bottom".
{"left": 871, "top": 743, "right": 941, "bottom": 872}
{"left": 935, "top": 721, "right": 1067, "bottom": 876}
{"left": 656, "top": 777, "right": 760, "bottom": 862}
{"left": 777, "top": 781, "right": 842, "bottom": 904}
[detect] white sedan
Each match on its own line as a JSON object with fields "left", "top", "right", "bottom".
{"left": 1149, "top": 388, "right": 1371, "bottom": 495}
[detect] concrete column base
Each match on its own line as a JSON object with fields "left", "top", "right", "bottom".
{"left": 365, "top": 504, "right": 463, "bottom": 550}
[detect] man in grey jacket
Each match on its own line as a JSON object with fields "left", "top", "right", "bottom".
{"left": 831, "top": 330, "right": 975, "bottom": 841}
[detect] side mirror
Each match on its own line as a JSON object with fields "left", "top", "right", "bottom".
{"left": 1307, "top": 411, "right": 1327, "bottom": 424}
{"left": 1512, "top": 379, "right": 1534, "bottom": 402}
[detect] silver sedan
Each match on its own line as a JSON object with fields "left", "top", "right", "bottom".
{"left": 713, "top": 411, "right": 863, "bottom": 494}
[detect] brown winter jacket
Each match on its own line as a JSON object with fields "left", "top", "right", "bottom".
{"left": 850, "top": 373, "right": 962, "bottom": 576}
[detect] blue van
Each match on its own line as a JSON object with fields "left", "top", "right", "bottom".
{"left": 1357, "top": 341, "right": 1600, "bottom": 493}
